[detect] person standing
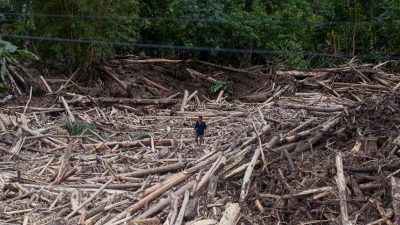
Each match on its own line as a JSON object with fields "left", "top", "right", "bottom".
{"left": 194, "top": 116, "right": 207, "bottom": 146}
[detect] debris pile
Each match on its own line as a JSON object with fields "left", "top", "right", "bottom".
{"left": 1, "top": 59, "right": 400, "bottom": 224}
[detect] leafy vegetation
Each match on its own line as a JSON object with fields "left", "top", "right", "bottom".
{"left": 9, "top": 0, "right": 139, "bottom": 71}
{"left": 2, "top": 0, "right": 400, "bottom": 73}
{"left": 61, "top": 120, "right": 93, "bottom": 136}
{"left": 0, "top": 39, "right": 38, "bottom": 92}
{"left": 210, "top": 80, "right": 233, "bottom": 97}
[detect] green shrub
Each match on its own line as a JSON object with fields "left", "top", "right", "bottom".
{"left": 210, "top": 80, "right": 233, "bottom": 97}
{"left": 0, "top": 39, "right": 39, "bottom": 92}
{"left": 61, "top": 120, "right": 93, "bottom": 136}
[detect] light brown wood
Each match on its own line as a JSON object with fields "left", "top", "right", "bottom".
{"left": 218, "top": 203, "right": 240, "bottom": 225}
{"left": 336, "top": 153, "right": 350, "bottom": 225}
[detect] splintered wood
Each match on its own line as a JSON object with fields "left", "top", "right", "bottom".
{"left": 1, "top": 60, "right": 400, "bottom": 224}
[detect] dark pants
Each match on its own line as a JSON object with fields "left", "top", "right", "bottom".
{"left": 196, "top": 133, "right": 204, "bottom": 145}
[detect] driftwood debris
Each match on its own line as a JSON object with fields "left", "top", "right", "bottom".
{"left": 0, "top": 59, "right": 400, "bottom": 224}
{"left": 218, "top": 203, "right": 240, "bottom": 225}
{"left": 336, "top": 153, "right": 350, "bottom": 225}
{"left": 391, "top": 177, "right": 400, "bottom": 224}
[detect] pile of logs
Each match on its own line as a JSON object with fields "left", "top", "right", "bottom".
{"left": 0, "top": 59, "right": 400, "bottom": 225}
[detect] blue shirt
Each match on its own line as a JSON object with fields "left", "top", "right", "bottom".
{"left": 195, "top": 121, "right": 207, "bottom": 135}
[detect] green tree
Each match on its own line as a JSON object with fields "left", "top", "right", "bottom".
{"left": 4, "top": 0, "right": 400, "bottom": 72}
{"left": 12, "top": 0, "right": 139, "bottom": 76}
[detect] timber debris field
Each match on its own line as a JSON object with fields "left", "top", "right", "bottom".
{"left": 1, "top": 57, "right": 400, "bottom": 225}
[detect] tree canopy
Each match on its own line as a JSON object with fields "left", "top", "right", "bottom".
{"left": 2, "top": 0, "right": 400, "bottom": 69}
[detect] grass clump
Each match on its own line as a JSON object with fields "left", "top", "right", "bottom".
{"left": 61, "top": 120, "right": 93, "bottom": 136}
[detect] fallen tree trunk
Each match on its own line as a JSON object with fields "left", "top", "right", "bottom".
{"left": 275, "top": 70, "right": 327, "bottom": 77}
{"left": 105, "top": 172, "right": 192, "bottom": 224}
{"left": 83, "top": 138, "right": 196, "bottom": 150}
{"left": 278, "top": 103, "right": 345, "bottom": 112}
{"left": 291, "top": 117, "right": 341, "bottom": 156}
{"left": 102, "top": 66, "right": 128, "bottom": 91}
{"left": 332, "top": 82, "right": 389, "bottom": 90}
{"left": 117, "top": 162, "right": 186, "bottom": 178}
{"left": 94, "top": 97, "right": 179, "bottom": 105}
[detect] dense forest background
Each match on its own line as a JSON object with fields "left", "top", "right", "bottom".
{"left": 1, "top": 0, "right": 400, "bottom": 70}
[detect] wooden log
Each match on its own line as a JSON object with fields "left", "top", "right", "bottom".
{"left": 175, "top": 191, "right": 190, "bottom": 225}
{"left": 128, "top": 217, "right": 161, "bottom": 225}
{"left": 283, "top": 149, "right": 295, "bottom": 171}
{"left": 85, "top": 212, "right": 106, "bottom": 225}
{"left": 83, "top": 139, "right": 194, "bottom": 151}
{"left": 166, "top": 92, "right": 181, "bottom": 100}
{"left": 60, "top": 96, "right": 75, "bottom": 122}
{"left": 84, "top": 199, "right": 129, "bottom": 222}
{"left": 218, "top": 202, "right": 240, "bottom": 225}
{"left": 240, "top": 134, "right": 277, "bottom": 202}
{"left": 351, "top": 181, "right": 364, "bottom": 199}
{"left": 332, "top": 82, "right": 388, "bottom": 90}
{"left": 220, "top": 146, "right": 251, "bottom": 176}
{"left": 66, "top": 183, "right": 144, "bottom": 189}
{"left": 284, "top": 118, "right": 315, "bottom": 138}
{"left": 53, "top": 144, "right": 72, "bottom": 185}
{"left": 187, "top": 219, "right": 218, "bottom": 225}
{"left": 216, "top": 90, "right": 224, "bottom": 103}
{"left": 255, "top": 199, "right": 265, "bottom": 213}
{"left": 0, "top": 146, "right": 29, "bottom": 161}
{"left": 65, "top": 178, "right": 114, "bottom": 219}
{"left": 315, "top": 79, "right": 341, "bottom": 97}
{"left": 196, "top": 156, "right": 226, "bottom": 192}
{"left": 262, "top": 85, "right": 289, "bottom": 105}
{"left": 187, "top": 90, "right": 198, "bottom": 103}
{"left": 49, "top": 191, "right": 65, "bottom": 210}
{"left": 239, "top": 124, "right": 272, "bottom": 149}
{"left": 391, "top": 177, "right": 400, "bottom": 224}
{"left": 186, "top": 68, "right": 217, "bottom": 83}
{"left": 135, "top": 153, "right": 221, "bottom": 219}
{"left": 260, "top": 186, "right": 334, "bottom": 199}
{"left": 197, "top": 60, "right": 262, "bottom": 76}
{"left": 187, "top": 198, "right": 200, "bottom": 219}
{"left": 359, "top": 183, "right": 384, "bottom": 190}
{"left": 117, "top": 162, "right": 186, "bottom": 178}
{"left": 240, "top": 92, "right": 271, "bottom": 103}
{"left": 106, "top": 172, "right": 192, "bottom": 224}
{"left": 139, "top": 76, "right": 168, "bottom": 91}
{"left": 207, "top": 176, "right": 218, "bottom": 200}
{"left": 39, "top": 76, "right": 53, "bottom": 93}
{"left": 336, "top": 153, "right": 350, "bottom": 225}
{"left": 291, "top": 117, "right": 340, "bottom": 156}
{"left": 278, "top": 103, "right": 345, "bottom": 112}
{"left": 168, "top": 196, "right": 179, "bottom": 225}
{"left": 275, "top": 70, "right": 327, "bottom": 77}
{"left": 138, "top": 174, "right": 184, "bottom": 199}
{"left": 136, "top": 180, "right": 196, "bottom": 219}
{"left": 180, "top": 90, "right": 189, "bottom": 112}
{"left": 94, "top": 97, "right": 179, "bottom": 105}
{"left": 393, "top": 82, "right": 400, "bottom": 91}
{"left": 0, "top": 113, "right": 11, "bottom": 127}
{"left": 102, "top": 66, "right": 128, "bottom": 90}
{"left": 0, "top": 94, "right": 13, "bottom": 105}
{"left": 347, "top": 63, "right": 372, "bottom": 82}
